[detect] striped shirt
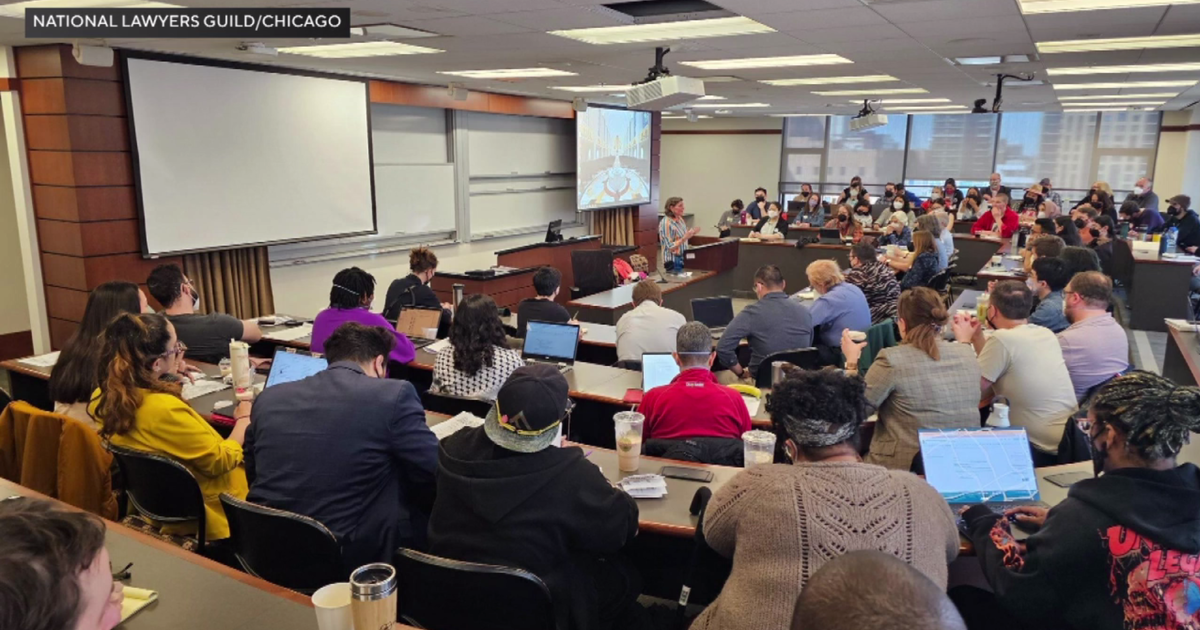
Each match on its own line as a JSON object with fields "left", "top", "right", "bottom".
{"left": 845, "top": 261, "right": 901, "bottom": 324}
{"left": 659, "top": 216, "right": 689, "bottom": 266}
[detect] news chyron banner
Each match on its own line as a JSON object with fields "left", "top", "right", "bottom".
{"left": 26, "top": 8, "right": 350, "bottom": 38}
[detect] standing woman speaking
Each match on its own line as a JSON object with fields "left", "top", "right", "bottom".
{"left": 659, "top": 196, "right": 700, "bottom": 273}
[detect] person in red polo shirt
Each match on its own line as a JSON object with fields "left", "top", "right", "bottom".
{"left": 970, "top": 192, "right": 1020, "bottom": 239}
{"left": 640, "top": 321, "right": 753, "bottom": 441}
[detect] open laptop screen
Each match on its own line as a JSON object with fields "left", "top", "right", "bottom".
{"left": 918, "top": 428, "right": 1041, "bottom": 504}
{"left": 642, "top": 353, "right": 681, "bottom": 391}
{"left": 395, "top": 307, "right": 441, "bottom": 339}
{"left": 691, "top": 297, "right": 734, "bottom": 328}
{"left": 523, "top": 321, "right": 580, "bottom": 363}
{"left": 265, "top": 349, "right": 328, "bottom": 388}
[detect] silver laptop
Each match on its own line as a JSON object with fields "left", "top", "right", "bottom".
{"left": 918, "top": 428, "right": 1046, "bottom": 509}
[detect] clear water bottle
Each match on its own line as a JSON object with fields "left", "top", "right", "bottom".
{"left": 1166, "top": 226, "right": 1179, "bottom": 255}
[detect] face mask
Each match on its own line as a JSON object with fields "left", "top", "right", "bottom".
{"left": 1026, "top": 278, "right": 1039, "bottom": 293}
{"left": 1074, "top": 218, "right": 1087, "bottom": 229}
{"left": 838, "top": 215, "right": 849, "bottom": 223}
{"left": 1170, "top": 205, "right": 1182, "bottom": 216}
{"left": 969, "top": 195, "right": 981, "bottom": 203}
{"left": 1037, "top": 211, "right": 1047, "bottom": 219}
{"left": 885, "top": 190, "right": 894, "bottom": 199}
{"left": 1089, "top": 227, "right": 1101, "bottom": 240}
{"left": 809, "top": 197, "right": 819, "bottom": 207}
{"left": 1133, "top": 186, "right": 1145, "bottom": 196}
{"left": 932, "top": 193, "right": 943, "bottom": 200}
{"left": 190, "top": 288, "right": 200, "bottom": 310}
{"left": 893, "top": 201, "right": 904, "bottom": 210}
{"left": 991, "top": 182, "right": 1000, "bottom": 189}
{"left": 756, "top": 195, "right": 765, "bottom": 202}
{"left": 851, "top": 182, "right": 861, "bottom": 189}
{"left": 768, "top": 210, "right": 780, "bottom": 219}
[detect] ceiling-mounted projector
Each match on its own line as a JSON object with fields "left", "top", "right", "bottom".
{"left": 626, "top": 46, "right": 705, "bottom": 111}
{"left": 850, "top": 113, "right": 887, "bottom": 132}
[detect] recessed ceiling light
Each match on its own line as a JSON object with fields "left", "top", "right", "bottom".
{"left": 0, "top": 0, "right": 177, "bottom": 18}
{"left": 1059, "top": 101, "right": 1166, "bottom": 107}
{"left": 1018, "top": 0, "right": 1200, "bottom": 14}
{"left": 1058, "top": 93, "right": 1179, "bottom": 100}
{"left": 278, "top": 41, "right": 443, "bottom": 58}
{"left": 882, "top": 105, "right": 969, "bottom": 111}
{"left": 355, "top": 23, "right": 439, "bottom": 39}
{"left": 954, "top": 55, "right": 1031, "bottom": 65}
{"left": 689, "top": 102, "right": 771, "bottom": 108}
{"left": 1054, "top": 80, "right": 1197, "bottom": 89}
{"left": 679, "top": 54, "right": 852, "bottom": 71}
{"left": 1046, "top": 62, "right": 1200, "bottom": 76}
{"left": 849, "top": 98, "right": 950, "bottom": 104}
{"left": 550, "top": 85, "right": 635, "bottom": 92}
{"left": 813, "top": 88, "right": 929, "bottom": 96}
{"left": 761, "top": 74, "right": 898, "bottom": 86}
{"left": 698, "top": 95, "right": 727, "bottom": 100}
{"left": 437, "top": 68, "right": 578, "bottom": 79}
{"left": 548, "top": 16, "right": 774, "bottom": 45}
{"left": 1038, "top": 34, "right": 1200, "bottom": 54}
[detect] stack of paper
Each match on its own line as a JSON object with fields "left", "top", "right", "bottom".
{"left": 19, "top": 351, "right": 60, "bottom": 368}
{"left": 430, "top": 412, "right": 485, "bottom": 441}
{"left": 120, "top": 586, "right": 158, "bottom": 622}
{"left": 618, "top": 474, "right": 668, "bottom": 499}
{"left": 181, "top": 379, "right": 230, "bottom": 401}
{"left": 423, "top": 338, "right": 451, "bottom": 354}
{"left": 742, "top": 395, "right": 761, "bottom": 417}
{"left": 266, "top": 324, "right": 313, "bottom": 342}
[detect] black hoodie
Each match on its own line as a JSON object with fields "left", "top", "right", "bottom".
{"left": 964, "top": 464, "right": 1200, "bottom": 630}
{"left": 428, "top": 427, "right": 639, "bottom": 630}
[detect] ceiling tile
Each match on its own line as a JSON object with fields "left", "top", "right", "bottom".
{"left": 408, "top": 0, "right": 568, "bottom": 13}
{"left": 869, "top": 0, "right": 1019, "bottom": 24}
{"left": 487, "top": 7, "right": 627, "bottom": 30}
{"left": 900, "top": 14, "right": 1029, "bottom": 43}
{"left": 400, "top": 15, "right": 534, "bottom": 36}
{"left": 793, "top": 23, "right": 911, "bottom": 43}
{"left": 712, "top": 0, "right": 866, "bottom": 15}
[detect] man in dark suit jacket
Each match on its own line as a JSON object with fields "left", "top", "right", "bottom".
{"left": 245, "top": 322, "right": 438, "bottom": 572}
{"left": 982, "top": 172, "right": 1012, "bottom": 205}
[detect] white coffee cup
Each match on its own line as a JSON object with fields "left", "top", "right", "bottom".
{"left": 422, "top": 327, "right": 438, "bottom": 340}
{"left": 312, "top": 582, "right": 353, "bottom": 630}
{"left": 848, "top": 331, "right": 866, "bottom": 343}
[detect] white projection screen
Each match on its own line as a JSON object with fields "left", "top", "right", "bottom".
{"left": 124, "top": 56, "right": 376, "bottom": 256}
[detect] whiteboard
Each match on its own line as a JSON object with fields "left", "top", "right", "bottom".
{"left": 374, "top": 164, "right": 456, "bottom": 237}
{"left": 467, "top": 112, "right": 574, "bottom": 175}
{"left": 470, "top": 189, "right": 575, "bottom": 236}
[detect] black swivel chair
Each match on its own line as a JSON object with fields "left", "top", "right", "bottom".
{"left": 673, "top": 487, "right": 731, "bottom": 629}
{"left": 219, "top": 494, "right": 344, "bottom": 594}
{"left": 106, "top": 444, "right": 208, "bottom": 554}
{"left": 615, "top": 359, "right": 642, "bottom": 371}
{"left": 394, "top": 548, "right": 560, "bottom": 630}
{"left": 754, "top": 348, "right": 821, "bottom": 388}
{"left": 421, "top": 390, "right": 493, "bottom": 418}
{"left": 570, "top": 250, "right": 616, "bottom": 300}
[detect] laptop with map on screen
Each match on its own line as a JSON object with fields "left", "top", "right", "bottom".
{"left": 918, "top": 427, "right": 1047, "bottom": 509}
{"left": 265, "top": 348, "right": 328, "bottom": 389}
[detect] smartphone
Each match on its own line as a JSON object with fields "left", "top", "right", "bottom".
{"left": 1044, "top": 471, "right": 1092, "bottom": 488}
{"left": 661, "top": 465, "right": 714, "bottom": 483}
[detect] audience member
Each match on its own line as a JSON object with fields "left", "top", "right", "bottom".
{"left": 433, "top": 294, "right": 522, "bottom": 402}
{"left": 959, "top": 187, "right": 984, "bottom": 220}
{"left": 1054, "top": 216, "right": 1082, "bottom": 246}
{"left": 615, "top": 279, "right": 686, "bottom": 364}
{"left": 1125, "top": 176, "right": 1160, "bottom": 213}
{"left": 660, "top": 196, "right": 700, "bottom": 273}
{"left": 1060, "top": 245, "right": 1101, "bottom": 278}
{"left": 1058, "top": 272, "right": 1129, "bottom": 402}
{"left": 716, "top": 265, "right": 813, "bottom": 382}
{"left": 718, "top": 199, "right": 742, "bottom": 237}
{"left": 640, "top": 322, "right": 752, "bottom": 442}
{"left": 310, "top": 267, "right": 416, "bottom": 364}
{"left": 842, "top": 288, "right": 981, "bottom": 471}
{"left": 824, "top": 204, "right": 856, "bottom": 239}
{"left": 49, "top": 281, "right": 150, "bottom": 427}
{"left": 795, "top": 550, "right": 967, "bottom": 630}
{"left": 382, "top": 247, "right": 453, "bottom": 329}
{"left": 952, "top": 281, "right": 1077, "bottom": 466}
{"left": 1023, "top": 233, "right": 1065, "bottom": 274}
{"left": 1040, "top": 178, "right": 1063, "bottom": 210}
{"left": 0, "top": 497, "right": 123, "bottom": 630}
{"left": 943, "top": 178, "right": 965, "bottom": 207}
{"left": 959, "top": 372, "right": 1200, "bottom": 630}
{"left": 246, "top": 322, "right": 437, "bottom": 571}
{"left": 1080, "top": 189, "right": 1116, "bottom": 223}
{"left": 876, "top": 193, "right": 914, "bottom": 230}
{"left": 746, "top": 187, "right": 768, "bottom": 221}
{"left": 921, "top": 213, "right": 953, "bottom": 270}
{"left": 89, "top": 312, "right": 249, "bottom": 541}
{"left": 428, "top": 365, "right": 643, "bottom": 630}
{"left": 846, "top": 240, "right": 901, "bottom": 324}
{"left": 516, "top": 267, "right": 571, "bottom": 338}
{"left": 970, "top": 193, "right": 1018, "bottom": 238}
{"left": 877, "top": 211, "right": 913, "bottom": 249}
{"left": 872, "top": 182, "right": 896, "bottom": 217}
{"left": 1121, "top": 198, "right": 1165, "bottom": 235}
{"left": 1016, "top": 184, "right": 1043, "bottom": 221}
{"left": 852, "top": 199, "right": 874, "bottom": 231}
{"left": 982, "top": 173, "right": 1012, "bottom": 204}
{"left": 146, "top": 264, "right": 262, "bottom": 364}
{"left": 689, "top": 369, "right": 958, "bottom": 630}
{"left": 922, "top": 186, "right": 944, "bottom": 213}
{"left": 1027, "top": 257, "right": 1071, "bottom": 333}
{"left": 1087, "top": 215, "right": 1115, "bottom": 275}
{"left": 1166, "top": 194, "right": 1200, "bottom": 254}
{"left": 804, "top": 260, "right": 870, "bottom": 351}
{"left": 1031, "top": 218, "right": 1055, "bottom": 237}
{"left": 896, "top": 182, "right": 921, "bottom": 206}
{"left": 749, "top": 201, "right": 788, "bottom": 241}
{"left": 898, "top": 231, "right": 941, "bottom": 290}
{"left": 838, "top": 177, "right": 869, "bottom": 206}
{"left": 793, "top": 190, "right": 825, "bottom": 227}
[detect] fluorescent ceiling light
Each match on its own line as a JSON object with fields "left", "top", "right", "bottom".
{"left": 1038, "top": 33, "right": 1200, "bottom": 54}
{"left": 813, "top": 88, "right": 928, "bottom": 96}
{"left": 700, "top": 76, "right": 743, "bottom": 83}
{"left": 548, "top": 16, "right": 773, "bottom": 45}
{"left": 761, "top": 74, "right": 897, "bottom": 86}
{"left": 769, "top": 113, "right": 828, "bottom": 117}
{"left": 955, "top": 55, "right": 1030, "bottom": 65}
{"left": 662, "top": 114, "right": 712, "bottom": 119}
{"left": 882, "top": 105, "right": 969, "bottom": 111}
{"left": 357, "top": 24, "right": 439, "bottom": 39}
{"left": 1057, "top": 93, "right": 1179, "bottom": 100}
{"left": 698, "top": 95, "right": 726, "bottom": 100}
{"left": 437, "top": 68, "right": 577, "bottom": 79}
{"left": 550, "top": 85, "right": 635, "bottom": 92}
{"left": 1054, "top": 80, "right": 1197, "bottom": 90}
{"left": 688, "top": 102, "right": 771, "bottom": 108}
{"left": 679, "top": 54, "right": 852, "bottom": 71}
{"left": 849, "top": 98, "right": 950, "bottom": 104}
{"left": 1063, "top": 107, "right": 1155, "bottom": 112}
{"left": 1061, "top": 101, "right": 1165, "bottom": 107}
{"left": 1018, "top": 0, "right": 1200, "bottom": 14}
{"left": 1047, "top": 62, "right": 1200, "bottom": 76}
{"left": 0, "top": 0, "right": 177, "bottom": 18}
{"left": 279, "top": 41, "right": 442, "bottom": 58}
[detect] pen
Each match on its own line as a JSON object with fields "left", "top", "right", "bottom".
{"left": 584, "top": 450, "right": 594, "bottom": 459}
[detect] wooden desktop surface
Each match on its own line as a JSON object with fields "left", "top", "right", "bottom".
{"left": 496, "top": 235, "right": 603, "bottom": 306}
{"left": 1165, "top": 325, "right": 1200, "bottom": 387}
{"left": 1130, "top": 254, "right": 1194, "bottom": 332}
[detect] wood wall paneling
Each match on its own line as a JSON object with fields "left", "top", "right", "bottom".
{"left": 0, "top": 330, "right": 35, "bottom": 362}
{"left": 16, "top": 45, "right": 122, "bottom": 81}
{"left": 38, "top": 219, "right": 84, "bottom": 257}
{"left": 45, "top": 285, "right": 89, "bottom": 322}
{"left": 36, "top": 218, "right": 145, "bottom": 258}
{"left": 85, "top": 254, "right": 182, "bottom": 290}
{"left": 33, "top": 185, "right": 137, "bottom": 222}
{"left": 28, "top": 151, "right": 132, "bottom": 187}
{"left": 24, "top": 115, "right": 129, "bottom": 152}
{"left": 48, "top": 318, "right": 79, "bottom": 350}
{"left": 368, "top": 80, "right": 575, "bottom": 119}
{"left": 40, "top": 252, "right": 87, "bottom": 290}
{"left": 21, "top": 78, "right": 127, "bottom": 116}
{"left": 0, "top": 78, "right": 19, "bottom": 92}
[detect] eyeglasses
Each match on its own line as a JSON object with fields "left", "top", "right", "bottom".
{"left": 158, "top": 341, "right": 187, "bottom": 360}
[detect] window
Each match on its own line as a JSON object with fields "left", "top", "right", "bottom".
{"left": 826, "top": 115, "right": 906, "bottom": 186}
{"left": 1097, "top": 155, "right": 1151, "bottom": 191}
{"left": 907, "top": 114, "right": 998, "bottom": 183}
{"left": 784, "top": 117, "right": 826, "bottom": 149}
{"left": 996, "top": 112, "right": 1096, "bottom": 191}
{"left": 1098, "top": 112, "right": 1158, "bottom": 149}
{"left": 1095, "top": 111, "right": 1161, "bottom": 193}
{"left": 783, "top": 153, "right": 822, "bottom": 184}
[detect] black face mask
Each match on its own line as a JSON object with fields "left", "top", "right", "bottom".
{"left": 1074, "top": 218, "right": 1088, "bottom": 229}
{"left": 1170, "top": 205, "right": 1182, "bottom": 217}
{"left": 756, "top": 195, "right": 765, "bottom": 202}
{"left": 1024, "top": 196, "right": 1038, "bottom": 206}
{"left": 969, "top": 195, "right": 981, "bottom": 203}
{"left": 838, "top": 215, "right": 849, "bottom": 223}
{"left": 851, "top": 182, "right": 861, "bottom": 189}
{"left": 885, "top": 190, "right": 894, "bottom": 199}
{"left": 1089, "top": 227, "right": 1101, "bottom": 239}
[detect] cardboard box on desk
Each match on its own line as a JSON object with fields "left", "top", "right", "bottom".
{"left": 1131, "top": 240, "right": 1160, "bottom": 260}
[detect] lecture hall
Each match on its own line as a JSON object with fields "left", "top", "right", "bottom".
{"left": 3, "top": 0, "right": 1200, "bottom": 629}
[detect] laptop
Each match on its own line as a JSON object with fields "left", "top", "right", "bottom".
{"left": 265, "top": 348, "right": 328, "bottom": 388}
{"left": 691, "top": 296, "right": 735, "bottom": 338}
{"left": 394, "top": 307, "right": 443, "bottom": 349}
{"left": 642, "top": 352, "right": 681, "bottom": 391}
{"left": 818, "top": 228, "right": 843, "bottom": 244}
{"left": 918, "top": 428, "right": 1046, "bottom": 509}
{"left": 522, "top": 320, "right": 580, "bottom": 370}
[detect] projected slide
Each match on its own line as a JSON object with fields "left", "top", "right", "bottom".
{"left": 577, "top": 106, "right": 651, "bottom": 211}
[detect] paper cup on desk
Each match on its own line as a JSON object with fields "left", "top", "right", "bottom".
{"left": 886, "top": 244, "right": 897, "bottom": 258}
{"left": 312, "top": 583, "right": 353, "bottom": 630}
{"left": 990, "top": 255, "right": 1002, "bottom": 267}
{"left": 422, "top": 327, "right": 438, "bottom": 340}
{"left": 614, "top": 411, "right": 645, "bottom": 472}
{"left": 743, "top": 430, "right": 776, "bottom": 468}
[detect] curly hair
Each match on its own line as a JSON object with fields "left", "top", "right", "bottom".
{"left": 767, "top": 368, "right": 867, "bottom": 456}
{"left": 449, "top": 294, "right": 508, "bottom": 378}
{"left": 1091, "top": 371, "right": 1200, "bottom": 462}
{"left": 92, "top": 313, "right": 182, "bottom": 437}
{"left": 409, "top": 247, "right": 438, "bottom": 274}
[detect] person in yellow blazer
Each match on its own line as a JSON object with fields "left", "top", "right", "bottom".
{"left": 89, "top": 312, "right": 251, "bottom": 541}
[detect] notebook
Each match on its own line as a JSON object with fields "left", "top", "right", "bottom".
{"left": 918, "top": 428, "right": 1043, "bottom": 508}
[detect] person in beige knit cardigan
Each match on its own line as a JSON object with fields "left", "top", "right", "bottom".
{"left": 690, "top": 369, "right": 959, "bottom": 630}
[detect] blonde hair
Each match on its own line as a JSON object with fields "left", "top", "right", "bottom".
{"left": 664, "top": 197, "right": 683, "bottom": 216}
{"left": 913, "top": 230, "right": 937, "bottom": 256}
{"left": 1094, "top": 181, "right": 1113, "bottom": 197}
{"left": 898, "top": 288, "right": 948, "bottom": 361}
{"left": 806, "top": 260, "right": 844, "bottom": 292}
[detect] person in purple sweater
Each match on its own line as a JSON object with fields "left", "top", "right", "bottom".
{"left": 310, "top": 267, "right": 416, "bottom": 365}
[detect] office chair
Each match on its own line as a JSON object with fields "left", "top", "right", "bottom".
{"left": 219, "top": 494, "right": 344, "bottom": 594}
{"left": 673, "top": 487, "right": 732, "bottom": 629}
{"left": 421, "top": 390, "right": 492, "bottom": 418}
{"left": 106, "top": 444, "right": 208, "bottom": 554}
{"left": 570, "top": 250, "right": 616, "bottom": 300}
{"left": 754, "top": 348, "right": 821, "bottom": 388}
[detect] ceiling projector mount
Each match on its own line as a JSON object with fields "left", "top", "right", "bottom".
{"left": 639, "top": 46, "right": 673, "bottom": 85}
{"left": 626, "top": 46, "right": 706, "bottom": 110}
{"left": 976, "top": 72, "right": 1037, "bottom": 113}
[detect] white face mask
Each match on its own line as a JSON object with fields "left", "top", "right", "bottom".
{"left": 767, "top": 210, "right": 780, "bottom": 219}
{"left": 1134, "top": 186, "right": 1145, "bottom": 196}
{"left": 1037, "top": 211, "right": 1048, "bottom": 219}
{"left": 932, "top": 193, "right": 943, "bottom": 200}
{"left": 893, "top": 201, "right": 904, "bottom": 210}
{"left": 1026, "top": 278, "right": 1039, "bottom": 293}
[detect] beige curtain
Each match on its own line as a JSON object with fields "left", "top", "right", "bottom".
{"left": 183, "top": 247, "right": 275, "bottom": 318}
{"left": 586, "top": 208, "right": 638, "bottom": 246}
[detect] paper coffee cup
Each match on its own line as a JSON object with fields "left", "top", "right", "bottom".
{"left": 848, "top": 331, "right": 866, "bottom": 343}
{"left": 312, "top": 583, "right": 353, "bottom": 630}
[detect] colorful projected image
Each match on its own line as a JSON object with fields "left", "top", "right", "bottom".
{"left": 577, "top": 107, "right": 651, "bottom": 211}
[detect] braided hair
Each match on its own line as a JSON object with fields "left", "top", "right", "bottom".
{"left": 329, "top": 267, "right": 376, "bottom": 309}
{"left": 1091, "top": 371, "right": 1200, "bottom": 462}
